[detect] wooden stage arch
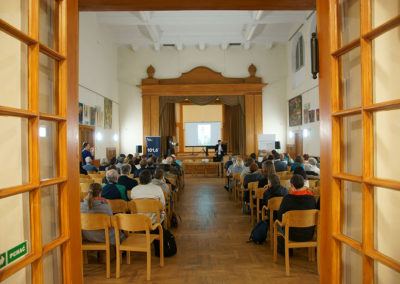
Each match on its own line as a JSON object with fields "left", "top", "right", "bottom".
{"left": 140, "top": 64, "right": 267, "bottom": 155}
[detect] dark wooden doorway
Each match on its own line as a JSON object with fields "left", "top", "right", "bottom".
{"left": 294, "top": 132, "right": 303, "bottom": 156}
{"left": 79, "top": 125, "right": 95, "bottom": 157}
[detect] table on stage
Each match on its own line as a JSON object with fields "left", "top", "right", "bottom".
{"left": 182, "top": 161, "right": 223, "bottom": 177}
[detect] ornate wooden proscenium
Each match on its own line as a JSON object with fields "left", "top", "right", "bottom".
{"left": 140, "top": 64, "right": 266, "bottom": 155}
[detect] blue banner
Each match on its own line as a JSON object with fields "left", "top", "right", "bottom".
{"left": 145, "top": 136, "right": 161, "bottom": 157}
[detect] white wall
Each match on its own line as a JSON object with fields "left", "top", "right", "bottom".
{"left": 286, "top": 12, "right": 320, "bottom": 157}
{"left": 118, "top": 44, "right": 288, "bottom": 155}
{"left": 79, "top": 13, "right": 120, "bottom": 159}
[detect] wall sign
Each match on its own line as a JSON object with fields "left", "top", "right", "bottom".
{"left": 0, "top": 241, "right": 28, "bottom": 270}
{"left": 145, "top": 136, "right": 161, "bottom": 157}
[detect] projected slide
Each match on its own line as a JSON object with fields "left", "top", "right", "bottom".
{"left": 185, "top": 122, "right": 221, "bottom": 146}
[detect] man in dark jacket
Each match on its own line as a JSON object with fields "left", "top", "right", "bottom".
{"left": 276, "top": 174, "right": 316, "bottom": 253}
{"left": 102, "top": 169, "right": 129, "bottom": 201}
{"left": 243, "top": 163, "right": 264, "bottom": 202}
{"left": 118, "top": 164, "right": 138, "bottom": 191}
{"left": 262, "top": 174, "right": 288, "bottom": 207}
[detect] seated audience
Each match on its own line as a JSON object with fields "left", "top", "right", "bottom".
{"left": 258, "top": 160, "right": 277, "bottom": 188}
{"left": 243, "top": 163, "right": 264, "bottom": 203}
{"left": 228, "top": 157, "right": 244, "bottom": 175}
{"left": 81, "top": 142, "right": 94, "bottom": 163}
{"left": 152, "top": 168, "right": 171, "bottom": 197}
{"left": 131, "top": 170, "right": 166, "bottom": 224}
{"left": 118, "top": 164, "right": 138, "bottom": 191}
{"left": 250, "top": 153, "right": 262, "bottom": 168}
{"left": 290, "top": 155, "right": 305, "bottom": 172}
{"left": 274, "top": 153, "right": 288, "bottom": 172}
{"left": 241, "top": 157, "right": 254, "bottom": 179}
{"left": 83, "top": 157, "right": 98, "bottom": 172}
{"left": 80, "top": 162, "right": 88, "bottom": 175}
{"left": 80, "top": 183, "right": 120, "bottom": 244}
{"left": 134, "top": 159, "right": 148, "bottom": 177}
{"left": 262, "top": 174, "right": 288, "bottom": 211}
{"left": 293, "top": 167, "right": 310, "bottom": 188}
{"left": 99, "top": 158, "right": 109, "bottom": 171}
{"left": 304, "top": 157, "right": 320, "bottom": 176}
{"left": 102, "top": 169, "right": 129, "bottom": 201}
{"left": 276, "top": 174, "right": 316, "bottom": 247}
{"left": 115, "top": 156, "right": 125, "bottom": 171}
{"left": 283, "top": 153, "right": 293, "bottom": 166}
{"left": 303, "top": 154, "right": 310, "bottom": 164}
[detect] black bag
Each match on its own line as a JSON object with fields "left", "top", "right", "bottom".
{"left": 248, "top": 220, "right": 268, "bottom": 244}
{"left": 170, "top": 212, "right": 181, "bottom": 228}
{"left": 154, "top": 229, "right": 177, "bottom": 257}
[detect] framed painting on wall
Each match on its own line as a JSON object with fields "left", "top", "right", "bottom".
{"left": 90, "top": 107, "right": 96, "bottom": 126}
{"left": 316, "top": 108, "right": 320, "bottom": 121}
{"left": 104, "top": 98, "right": 113, "bottom": 129}
{"left": 309, "top": 109, "right": 315, "bottom": 123}
{"left": 83, "top": 104, "right": 90, "bottom": 125}
{"left": 79, "top": 103, "right": 83, "bottom": 124}
{"left": 96, "top": 106, "right": 104, "bottom": 127}
{"left": 303, "top": 102, "right": 310, "bottom": 124}
{"left": 288, "top": 95, "right": 302, "bottom": 127}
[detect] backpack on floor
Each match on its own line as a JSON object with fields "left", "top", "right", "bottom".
{"left": 170, "top": 212, "right": 181, "bottom": 228}
{"left": 154, "top": 229, "right": 177, "bottom": 257}
{"left": 248, "top": 220, "right": 268, "bottom": 244}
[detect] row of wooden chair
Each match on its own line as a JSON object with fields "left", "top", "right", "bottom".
{"left": 81, "top": 212, "right": 164, "bottom": 280}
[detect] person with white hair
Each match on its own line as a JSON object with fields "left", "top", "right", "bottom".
{"left": 99, "top": 158, "right": 109, "bottom": 171}
{"left": 102, "top": 169, "right": 129, "bottom": 201}
{"left": 304, "top": 157, "right": 320, "bottom": 175}
{"left": 83, "top": 156, "right": 98, "bottom": 172}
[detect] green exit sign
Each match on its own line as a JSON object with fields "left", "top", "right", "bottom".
{"left": 0, "top": 241, "right": 28, "bottom": 270}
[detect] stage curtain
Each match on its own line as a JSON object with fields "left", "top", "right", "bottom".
{"left": 159, "top": 100, "right": 176, "bottom": 137}
{"left": 224, "top": 103, "right": 245, "bottom": 155}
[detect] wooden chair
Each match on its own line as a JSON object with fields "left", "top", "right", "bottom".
{"left": 232, "top": 173, "right": 241, "bottom": 201}
{"left": 261, "top": 196, "right": 284, "bottom": 249}
{"left": 92, "top": 177, "right": 104, "bottom": 184}
{"left": 108, "top": 199, "right": 129, "bottom": 214}
{"left": 273, "top": 209, "right": 319, "bottom": 276}
{"left": 308, "top": 179, "right": 319, "bottom": 189}
{"left": 80, "top": 174, "right": 89, "bottom": 178}
{"left": 247, "top": 181, "right": 259, "bottom": 225}
{"left": 236, "top": 175, "right": 246, "bottom": 207}
{"left": 88, "top": 173, "right": 105, "bottom": 179}
{"left": 80, "top": 177, "right": 93, "bottom": 184}
{"left": 80, "top": 183, "right": 92, "bottom": 200}
{"left": 81, "top": 213, "right": 112, "bottom": 278}
{"left": 128, "top": 199, "right": 163, "bottom": 224}
{"left": 112, "top": 214, "right": 164, "bottom": 280}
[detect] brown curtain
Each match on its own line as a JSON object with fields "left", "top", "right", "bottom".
{"left": 159, "top": 102, "right": 176, "bottom": 137}
{"left": 224, "top": 103, "right": 245, "bottom": 155}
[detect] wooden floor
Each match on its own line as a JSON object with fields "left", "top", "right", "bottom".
{"left": 84, "top": 178, "right": 319, "bottom": 283}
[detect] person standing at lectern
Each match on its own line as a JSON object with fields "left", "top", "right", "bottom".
{"left": 214, "top": 140, "right": 224, "bottom": 162}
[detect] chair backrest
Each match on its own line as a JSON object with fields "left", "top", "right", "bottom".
{"left": 80, "top": 174, "right": 89, "bottom": 178}
{"left": 80, "top": 182, "right": 91, "bottom": 192}
{"left": 81, "top": 213, "right": 111, "bottom": 230}
{"left": 88, "top": 173, "right": 105, "bottom": 179}
{"left": 108, "top": 199, "right": 129, "bottom": 213}
{"left": 283, "top": 209, "right": 319, "bottom": 228}
{"left": 248, "top": 181, "right": 259, "bottom": 191}
{"left": 128, "top": 199, "right": 163, "bottom": 221}
{"left": 308, "top": 179, "right": 319, "bottom": 189}
{"left": 267, "top": 196, "right": 284, "bottom": 211}
{"left": 80, "top": 178, "right": 93, "bottom": 184}
{"left": 92, "top": 177, "right": 103, "bottom": 184}
{"left": 112, "top": 213, "right": 152, "bottom": 232}
{"left": 281, "top": 179, "right": 291, "bottom": 190}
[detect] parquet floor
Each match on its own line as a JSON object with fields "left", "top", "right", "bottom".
{"left": 84, "top": 178, "right": 319, "bottom": 283}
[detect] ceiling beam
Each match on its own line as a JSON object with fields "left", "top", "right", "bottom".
{"left": 79, "top": 0, "right": 316, "bottom": 11}
{"left": 139, "top": 11, "right": 161, "bottom": 44}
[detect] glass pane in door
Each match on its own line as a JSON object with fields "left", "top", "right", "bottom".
{"left": 339, "top": 0, "right": 360, "bottom": 46}
{"left": 374, "top": 261, "right": 400, "bottom": 283}
{"left": 374, "top": 109, "right": 400, "bottom": 182}
{"left": 372, "top": 27, "right": 400, "bottom": 104}
{"left": 39, "top": 53, "right": 58, "bottom": 115}
{"left": 43, "top": 247, "right": 62, "bottom": 283}
{"left": 1, "top": 265, "right": 31, "bottom": 284}
{"left": 41, "top": 185, "right": 60, "bottom": 245}
{"left": 0, "top": 0, "right": 28, "bottom": 32}
{"left": 39, "top": 120, "right": 58, "bottom": 180}
{"left": 39, "top": 0, "right": 59, "bottom": 50}
{"left": 374, "top": 186, "right": 400, "bottom": 262}
{"left": 340, "top": 47, "right": 361, "bottom": 109}
{"left": 372, "top": 0, "right": 400, "bottom": 28}
{"left": 342, "top": 243, "right": 363, "bottom": 284}
{"left": 0, "top": 32, "right": 28, "bottom": 110}
{"left": 342, "top": 115, "right": 362, "bottom": 175}
{"left": 341, "top": 181, "right": 362, "bottom": 242}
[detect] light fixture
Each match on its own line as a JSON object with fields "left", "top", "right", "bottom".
{"left": 303, "top": 128, "right": 310, "bottom": 138}
{"left": 39, "top": 126, "right": 47, "bottom": 138}
{"left": 289, "top": 131, "right": 294, "bottom": 139}
{"left": 96, "top": 132, "right": 103, "bottom": 141}
{"left": 113, "top": 134, "right": 119, "bottom": 142}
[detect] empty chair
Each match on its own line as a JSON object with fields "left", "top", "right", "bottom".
{"left": 112, "top": 213, "right": 164, "bottom": 280}
{"left": 247, "top": 181, "right": 260, "bottom": 225}
{"left": 273, "top": 209, "right": 319, "bottom": 276}
{"left": 81, "top": 213, "right": 112, "bottom": 278}
{"left": 128, "top": 199, "right": 163, "bottom": 225}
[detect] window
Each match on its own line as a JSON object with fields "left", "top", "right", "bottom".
{"left": 295, "top": 35, "right": 305, "bottom": 71}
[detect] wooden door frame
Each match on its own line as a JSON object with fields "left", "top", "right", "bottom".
{"left": 70, "top": 1, "right": 330, "bottom": 284}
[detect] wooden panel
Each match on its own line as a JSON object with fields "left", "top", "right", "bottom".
{"left": 66, "top": 0, "right": 83, "bottom": 283}
{"left": 142, "top": 96, "right": 151, "bottom": 150}
{"left": 316, "top": 0, "right": 334, "bottom": 282}
{"left": 150, "top": 95, "right": 160, "bottom": 136}
{"left": 79, "top": 0, "right": 316, "bottom": 11}
{"left": 254, "top": 94, "right": 263, "bottom": 154}
{"left": 245, "top": 95, "right": 255, "bottom": 155}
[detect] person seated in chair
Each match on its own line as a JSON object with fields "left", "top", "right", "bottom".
{"left": 243, "top": 163, "right": 264, "bottom": 203}
{"left": 102, "top": 169, "right": 129, "bottom": 201}
{"left": 276, "top": 174, "right": 316, "bottom": 254}
{"left": 261, "top": 174, "right": 288, "bottom": 214}
{"left": 83, "top": 156, "right": 98, "bottom": 173}
{"left": 304, "top": 157, "right": 320, "bottom": 176}
{"left": 214, "top": 140, "right": 225, "bottom": 162}
{"left": 80, "top": 183, "right": 122, "bottom": 245}
{"left": 118, "top": 164, "right": 138, "bottom": 191}
{"left": 131, "top": 170, "right": 166, "bottom": 224}
{"left": 274, "top": 153, "right": 288, "bottom": 172}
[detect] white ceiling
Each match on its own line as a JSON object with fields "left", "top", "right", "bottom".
{"left": 95, "top": 10, "right": 312, "bottom": 51}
